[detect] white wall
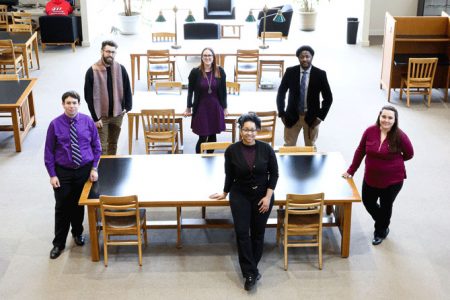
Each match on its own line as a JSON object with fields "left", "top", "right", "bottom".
{"left": 369, "top": 0, "right": 418, "bottom": 35}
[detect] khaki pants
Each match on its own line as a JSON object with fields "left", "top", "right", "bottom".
{"left": 98, "top": 114, "right": 124, "bottom": 155}
{"left": 283, "top": 115, "right": 319, "bottom": 147}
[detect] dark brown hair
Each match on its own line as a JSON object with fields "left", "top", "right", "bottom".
{"left": 101, "top": 40, "right": 118, "bottom": 50}
{"left": 61, "top": 91, "right": 80, "bottom": 103}
{"left": 199, "top": 47, "right": 221, "bottom": 78}
{"left": 376, "top": 105, "right": 401, "bottom": 153}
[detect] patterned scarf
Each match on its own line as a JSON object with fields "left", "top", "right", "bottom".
{"left": 91, "top": 59, "right": 124, "bottom": 118}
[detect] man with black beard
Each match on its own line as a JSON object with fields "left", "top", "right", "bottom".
{"left": 84, "top": 40, "right": 132, "bottom": 155}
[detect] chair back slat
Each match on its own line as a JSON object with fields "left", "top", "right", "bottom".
{"left": 200, "top": 141, "right": 232, "bottom": 154}
{"left": 152, "top": 32, "right": 176, "bottom": 42}
{"left": 141, "top": 109, "right": 178, "bottom": 154}
{"left": 279, "top": 146, "right": 317, "bottom": 153}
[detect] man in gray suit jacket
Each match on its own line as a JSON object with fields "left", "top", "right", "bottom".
{"left": 276, "top": 45, "right": 333, "bottom": 146}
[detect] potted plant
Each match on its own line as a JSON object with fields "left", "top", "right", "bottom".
{"left": 295, "top": 0, "right": 319, "bottom": 31}
{"left": 117, "top": 0, "right": 141, "bottom": 35}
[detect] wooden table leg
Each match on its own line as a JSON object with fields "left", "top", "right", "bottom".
{"left": 135, "top": 115, "right": 139, "bottom": 140}
{"left": 22, "top": 45, "right": 30, "bottom": 78}
{"left": 176, "top": 206, "right": 182, "bottom": 249}
{"left": 32, "top": 34, "right": 40, "bottom": 69}
{"left": 137, "top": 55, "right": 141, "bottom": 81}
{"left": 87, "top": 206, "right": 100, "bottom": 261}
{"left": 340, "top": 203, "right": 352, "bottom": 258}
{"left": 127, "top": 113, "right": 133, "bottom": 155}
{"left": 130, "top": 54, "right": 136, "bottom": 94}
{"left": 11, "top": 108, "right": 22, "bottom": 152}
{"left": 28, "top": 92, "right": 36, "bottom": 127}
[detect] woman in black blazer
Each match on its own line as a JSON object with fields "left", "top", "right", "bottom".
{"left": 211, "top": 113, "right": 279, "bottom": 291}
{"left": 183, "top": 47, "right": 228, "bottom": 153}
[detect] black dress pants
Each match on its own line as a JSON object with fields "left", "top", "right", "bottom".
{"left": 52, "top": 164, "right": 91, "bottom": 248}
{"left": 229, "top": 185, "right": 274, "bottom": 278}
{"left": 362, "top": 180, "right": 403, "bottom": 237}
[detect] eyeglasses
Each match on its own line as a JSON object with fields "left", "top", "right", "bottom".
{"left": 202, "top": 54, "right": 213, "bottom": 58}
{"left": 103, "top": 50, "right": 116, "bottom": 55}
{"left": 241, "top": 128, "right": 257, "bottom": 133}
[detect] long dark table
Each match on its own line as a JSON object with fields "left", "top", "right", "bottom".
{"left": 79, "top": 153, "right": 361, "bottom": 261}
{"left": 0, "top": 78, "right": 37, "bottom": 151}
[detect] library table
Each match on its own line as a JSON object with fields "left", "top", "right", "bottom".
{"left": 0, "top": 31, "right": 40, "bottom": 77}
{"left": 0, "top": 78, "right": 37, "bottom": 152}
{"left": 79, "top": 153, "right": 361, "bottom": 261}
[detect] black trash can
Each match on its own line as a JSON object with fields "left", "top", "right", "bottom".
{"left": 347, "top": 17, "right": 359, "bottom": 44}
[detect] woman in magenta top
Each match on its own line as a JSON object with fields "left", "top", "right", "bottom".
{"left": 343, "top": 105, "right": 414, "bottom": 245}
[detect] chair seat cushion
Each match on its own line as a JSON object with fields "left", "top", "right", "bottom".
{"left": 208, "top": 11, "right": 233, "bottom": 16}
{"left": 149, "top": 65, "right": 170, "bottom": 72}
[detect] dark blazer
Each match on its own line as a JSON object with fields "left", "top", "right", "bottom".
{"left": 223, "top": 141, "right": 279, "bottom": 193}
{"left": 276, "top": 65, "right": 333, "bottom": 127}
{"left": 187, "top": 66, "right": 227, "bottom": 116}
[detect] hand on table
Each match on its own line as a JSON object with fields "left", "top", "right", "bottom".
{"left": 342, "top": 172, "right": 352, "bottom": 179}
{"left": 209, "top": 192, "right": 228, "bottom": 200}
{"left": 183, "top": 108, "right": 192, "bottom": 117}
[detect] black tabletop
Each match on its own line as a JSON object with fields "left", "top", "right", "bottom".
{"left": 0, "top": 31, "right": 33, "bottom": 44}
{"left": 0, "top": 80, "right": 33, "bottom": 105}
{"left": 87, "top": 153, "right": 357, "bottom": 204}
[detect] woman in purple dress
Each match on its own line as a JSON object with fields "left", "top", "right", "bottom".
{"left": 184, "top": 47, "right": 228, "bottom": 153}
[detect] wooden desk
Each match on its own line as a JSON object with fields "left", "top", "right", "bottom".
{"left": 0, "top": 31, "right": 40, "bottom": 77}
{"left": 0, "top": 78, "right": 37, "bottom": 152}
{"left": 130, "top": 45, "right": 296, "bottom": 93}
{"left": 380, "top": 13, "right": 450, "bottom": 101}
{"left": 79, "top": 153, "right": 361, "bottom": 261}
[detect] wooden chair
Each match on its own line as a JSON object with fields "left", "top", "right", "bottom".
{"left": 277, "top": 193, "right": 324, "bottom": 270}
{"left": 12, "top": 12, "right": 33, "bottom": 28}
{"left": 141, "top": 109, "right": 179, "bottom": 154}
{"left": 259, "top": 59, "right": 284, "bottom": 83}
{"left": 226, "top": 81, "right": 240, "bottom": 95}
{"left": 99, "top": 195, "right": 148, "bottom": 267}
{"left": 0, "top": 40, "right": 24, "bottom": 77}
{"left": 0, "top": 5, "right": 8, "bottom": 31}
{"left": 399, "top": 57, "right": 438, "bottom": 107}
{"left": 152, "top": 32, "right": 176, "bottom": 42}
{"left": 279, "top": 146, "right": 316, "bottom": 153}
{"left": 146, "top": 49, "right": 175, "bottom": 91}
{"left": 8, "top": 14, "right": 34, "bottom": 70}
{"left": 254, "top": 111, "right": 277, "bottom": 147}
{"left": 199, "top": 141, "right": 232, "bottom": 218}
{"left": 200, "top": 141, "right": 232, "bottom": 154}
{"left": 234, "top": 49, "right": 259, "bottom": 90}
{"left": 154, "top": 81, "right": 182, "bottom": 95}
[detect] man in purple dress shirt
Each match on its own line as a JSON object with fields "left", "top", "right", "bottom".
{"left": 44, "top": 91, "right": 102, "bottom": 259}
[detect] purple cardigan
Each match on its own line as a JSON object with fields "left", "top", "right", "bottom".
{"left": 347, "top": 125, "right": 414, "bottom": 188}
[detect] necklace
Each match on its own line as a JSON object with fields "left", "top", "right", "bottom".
{"left": 205, "top": 71, "right": 213, "bottom": 94}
